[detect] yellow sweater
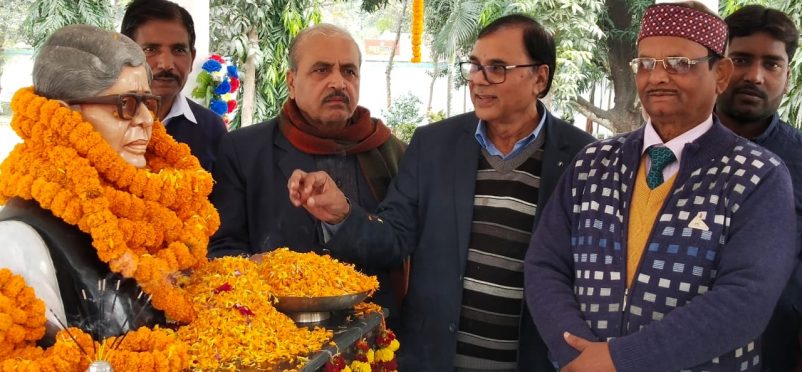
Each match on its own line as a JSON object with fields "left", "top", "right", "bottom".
{"left": 626, "top": 157, "right": 676, "bottom": 287}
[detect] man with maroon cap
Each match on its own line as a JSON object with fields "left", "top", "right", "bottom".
{"left": 524, "top": 2, "right": 797, "bottom": 371}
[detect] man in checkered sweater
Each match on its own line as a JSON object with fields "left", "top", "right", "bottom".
{"left": 525, "top": 2, "right": 797, "bottom": 371}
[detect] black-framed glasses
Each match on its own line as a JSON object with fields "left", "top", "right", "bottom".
{"left": 458, "top": 61, "right": 542, "bottom": 84}
{"left": 66, "top": 93, "right": 161, "bottom": 120}
{"left": 629, "top": 56, "right": 713, "bottom": 75}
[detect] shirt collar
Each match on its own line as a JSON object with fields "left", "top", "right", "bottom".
{"left": 643, "top": 114, "right": 714, "bottom": 161}
{"left": 474, "top": 101, "right": 548, "bottom": 159}
{"left": 749, "top": 113, "right": 780, "bottom": 144}
{"left": 163, "top": 93, "right": 198, "bottom": 125}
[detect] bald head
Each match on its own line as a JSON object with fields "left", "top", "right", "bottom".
{"left": 288, "top": 24, "right": 361, "bottom": 71}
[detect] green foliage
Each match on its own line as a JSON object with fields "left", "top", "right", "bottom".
{"left": 0, "top": 0, "right": 35, "bottom": 48}
{"left": 0, "top": 0, "right": 35, "bottom": 78}
{"left": 23, "top": 0, "right": 115, "bottom": 51}
{"left": 383, "top": 91, "right": 424, "bottom": 127}
{"left": 210, "top": 0, "right": 320, "bottom": 129}
{"left": 424, "top": 0, "right": 604, "bottom": 117}
{"left": 352, "top": 0, "right": 393, "bottom": 13}
{"left": 191, "top": 70, "right": 215, "bottom": 104}
{"left": 391, "top": 123, "right": 418, "bottom": 143}
{"left": 383, "top": 91, "right": 423, "bottom": 143}
{"left": 427, "top": 110, "right": 446, "bottom": 123}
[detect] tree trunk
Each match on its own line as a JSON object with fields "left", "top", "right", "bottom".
{"left": 386, "top": 0, "right": 408, "bottom": 109}
{"left": 241, "top": 27, "right": 258, "bottom": 127}
{"left": 446, "top": 54, "right": 456, "bottom": 116}
{"left": 425, "top": 59, "right": 439, "bottom": 115}
{"left": 572, "top": 0, "right": 643, "bottom": 134}
{"left": 446, "top": 68, "right": 453, "bottom": 117}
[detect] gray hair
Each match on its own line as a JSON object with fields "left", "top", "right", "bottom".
{"left": 288, "top": 23, "right": 362, "bottom": 71}
{"left": 33, "top": 24, "right": 150, "bottom": 100}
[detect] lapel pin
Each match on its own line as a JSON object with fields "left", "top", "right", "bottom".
{"left": 688, "top": 211, "right": 709, "bottom": 231}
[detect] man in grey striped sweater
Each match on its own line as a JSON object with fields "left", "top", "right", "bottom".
{"left": 288, "top": 14, "right": 594, "bottom": 371}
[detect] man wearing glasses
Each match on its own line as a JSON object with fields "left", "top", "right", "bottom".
{"left": 525, "top": 2, "right": 796, "bottom": 372}
{"left": 287, "top": 14, "right": 594, "bottom": 371}
{"left": 714, "top": 6, "right": 802, "bottom": 371}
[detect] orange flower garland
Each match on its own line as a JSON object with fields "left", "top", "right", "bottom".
{"left": 411, "top": 0, "right": 424, "bottom": 63}
{"left": 1, "top": 326, "right": 189, "bottom": 372}
{"left": 258, "top": 248, "right": 379, "bottom": 297}
{"left": 0, "top": 269, "right": 189, "bottom": 371}
{"left": 0, "top": 88, "right": 221, "bottom": 323}
{"left": 103, "top": 326, "right": 191, "bottom": 371}
{"left": 0, "top": 269, "right": 45, "bottom": 359}
{"left": 178, "top": 257, "right": 332, "bottom": 370}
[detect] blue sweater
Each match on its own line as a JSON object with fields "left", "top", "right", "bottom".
{"left": 750, "top": 114, "right": 802, "bottom": 371}
{"left": 525, "top": 119, "right": 797, "bottom": 372}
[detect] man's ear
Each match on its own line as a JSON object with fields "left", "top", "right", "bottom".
{"left": 190, "top": 48, "right": 197, "bottom": 72}
{"left": 286, "top": 69, "right": 296, "bottom": 100}
{"left": 714, "top": 57, "right": 734, "bottom": 95}
{"left": 532, "top": 64, "right": 549, "bottom": 98}
{"left": 784, "top": 69, "right": 791, "bottom": 94}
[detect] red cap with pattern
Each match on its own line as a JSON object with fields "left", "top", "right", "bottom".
{"left": 638, "top": 3, "right": 728, "bottom": 56}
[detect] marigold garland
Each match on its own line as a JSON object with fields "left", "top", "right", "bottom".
{"left": 259, "top": 248, "right": 379, "bottom": 297}
{"left": 0, "top": 88, "right": 221, "bottom": 323}
{"left": 1, "top": 326, "right": 189, "bottom": 372}
{"left": 178, "top": 256, "right": 333, "bottom": 370}
{"left": 411, "top": 0, "right": 424, "bottom": 63}
{"left": 0, "top": 269, "right": 189, "bottom": 371}
{"left": 0, "top": 269, "right": 45, "bottom": 359}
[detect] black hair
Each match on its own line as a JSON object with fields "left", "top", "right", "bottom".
{"left": 478, "top": 14, "right": 556, "bottom": 97}
{"left": 725, "top": 4, "right": 799, "bottom": 63}
{"left": 121, "top": 0, "right": 196, "bottom": 50}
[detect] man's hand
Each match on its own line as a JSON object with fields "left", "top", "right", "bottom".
{"left": 287, "top": 169, "right": 350, "bottom": 224}
{"left": 561, "top": 332, "right": 616, "bottom": 372}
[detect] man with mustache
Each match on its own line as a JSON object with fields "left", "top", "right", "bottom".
{"left": 122, "top": 0, "right": 227, "bottom": 172}
{"left": 287, "top": 15, "right": 595, "bottom": 370}
{"left": 525, "top": 2, "right": 797, "bottom": 371}
{"left": 208, "top": 24, "right": 407, "bottom": 323}
{"left": 715, "top": 6, "right": 802, "bottom": 371}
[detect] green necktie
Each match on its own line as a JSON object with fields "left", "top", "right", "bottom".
{"left": 646, "top": 146, "right": 676, "bottom": 189}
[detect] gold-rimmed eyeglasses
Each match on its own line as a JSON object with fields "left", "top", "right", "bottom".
{"left": 629, "top": 56, "right": 714, "bottom": 75}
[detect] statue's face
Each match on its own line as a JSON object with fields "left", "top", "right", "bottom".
{"left": 77, "top": 65, "right": 155, "bottom": 168}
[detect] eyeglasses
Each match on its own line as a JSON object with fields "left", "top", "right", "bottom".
{"left": 66, "top": 93, "right": 161, "bottom": 120}
{"left": 630, "top": 56, "right": 713, "bottom": 75}
{"left": 458, "top": 61, "right": 542, "bottom": 84}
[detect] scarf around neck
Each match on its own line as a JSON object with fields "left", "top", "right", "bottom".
{"left": 278, "top": 99, "right": 392, "bottom": 155}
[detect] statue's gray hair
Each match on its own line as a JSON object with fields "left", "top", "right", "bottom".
{"left": 33, "top": 24, "right": 150, "bottom": 100}
{"left": 288, "top": 23, "right": 362, "bottom": 71}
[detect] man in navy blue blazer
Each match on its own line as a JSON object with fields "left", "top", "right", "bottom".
{"left": 288, "top": 15, "right": 595, "bottom": 371}
{"left": 208, "top": 24, "right": 407, "bottom": 324}
{"left": 122, "top": 0, "right": 227, "bottom": 172}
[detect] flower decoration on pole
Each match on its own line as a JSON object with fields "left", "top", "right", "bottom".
{"left": 411, "top": 0, "right": 424, "bottom": 63}
{"left": 192, "top": 54, "right": 240, "bottom": 128}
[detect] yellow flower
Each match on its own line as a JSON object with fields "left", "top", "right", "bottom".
{"left": 366, "top": 348, "right": 375, "bottom": 363}
{"left": 350, "top": 360, "right": 371, "bottom": 372}
{"left": 388, "top": 339, "right": 400, "bottom": 352}
{"left": 375, "top": 348, "right": 394, "bottom": 362}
